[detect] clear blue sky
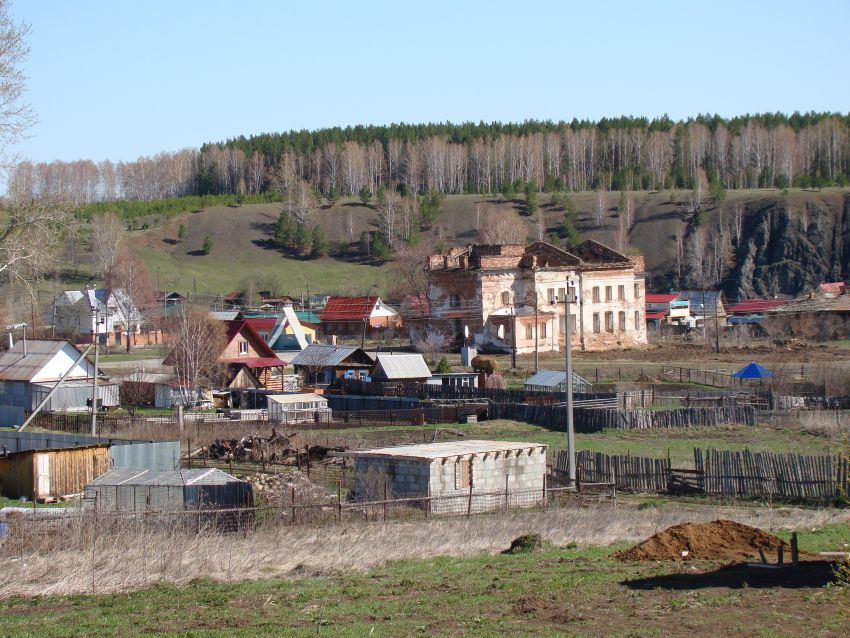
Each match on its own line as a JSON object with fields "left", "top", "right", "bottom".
{"left": 10, "top": 0, "right": 850, "bottom": 163}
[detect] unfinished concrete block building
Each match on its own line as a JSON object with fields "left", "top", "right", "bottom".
{"left": 348, "top": 440, "right": 547, "bottom": 514}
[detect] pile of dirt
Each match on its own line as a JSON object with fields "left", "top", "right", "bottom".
{"left": 613, "top": 519, "right": 791, "bottom": 562}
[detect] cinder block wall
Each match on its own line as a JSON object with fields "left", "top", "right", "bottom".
{"left": 353, "top": 457, "right": 431, "bottom": 500}
{"left": 429, "top": 447, "right": 547, "bottom": 514}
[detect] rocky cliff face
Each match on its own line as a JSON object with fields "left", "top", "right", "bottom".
{"left": 627, "top": 189, "right": 850, "bottom": 300}
{"left": 730, "top": 193, "right": 850, "bottom": 299}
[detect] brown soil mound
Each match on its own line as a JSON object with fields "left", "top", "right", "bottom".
{"left": 613, "top": 519, "right": 791, "bottom": 562}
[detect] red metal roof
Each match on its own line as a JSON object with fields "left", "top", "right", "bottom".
{"left": 645, "top": 294, "right": 680, "bottom": 304}
{"left": 818, "top": 282, "right": 846, "bottom": 295}
{"left": 728, "top": 299, "right": 785, "bottom": 314}
{"left": 645, "top": 310, "right": 669, "bottom": 320}
{"left": 320, "top": 296, "right": 379, "bottom": 321}
{"left": 244, "top": 317, "right": 277, "bottom": 330}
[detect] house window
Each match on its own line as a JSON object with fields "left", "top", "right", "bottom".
{"left": 618, "top": 285, "right": 625, "bottom": 301}
{"left": 455, "top": 458, "right": 472, "bottom": 489}
{"left": 634, "top": 283, "right": 641, "bottom": 299}
{"left": 593, "top": 313, "right": 601, "bottom": 333}
{"left": 592, "top": 287, "right": 600, "bottom": 303}
{"left": 501, "top": 291, "right": 510, "bottom": 306}
{"left": 605, "top": 311, "right": 614, "bottom": 332}
{"left": 450, "top": 294, "right": 461, "bottom": 308}
{"left": 618, "top": 311, "right": 626, "bottom": 331}
{"left": 559, "top": 314, "right": 565, "bottom": 334}
{"left": 605, "top": 286, "right": 613, "bottom": 302}
{"left": 525, "top": 323, "right": 533, "bottom": 339}
{"left": 547, "top": 288, "right": 555, "bottom": 304}
{"left": 259, "top": 332, "right": 270, "bottom": 342}
{"left": 238, "top": 340, "right": 248, "bottom": 355}
{"left": 558, "top": 287, "right": 566, "bottom": 305}
{"left": 571, "top": 314, "right": 577, "bottom": 333}
{"left": 635, "top": 310, "right": 641, "bottom": 327}
{"left": 540, "top": 322, "right": 547, "bottom": 338}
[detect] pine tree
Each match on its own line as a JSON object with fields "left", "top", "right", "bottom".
{"left": 294, "top": 222, "right": 311, "bottom": 254}
{"left": 201, "top": 235, "right": 213, "bottom": 254}
{"left": 525, "top": 182, "right": 538, "bottom": 216}
{"left": 274, "top": 211, "right": 294, "bottom": 247}
{"left": 310, "top": 225, "right": 327, "bottom": 258}
{"left": 358, "top": 185, "right": 372, "bottom": 205}
{"left": 177, "top": 224, "right": 186, "bottom": 242}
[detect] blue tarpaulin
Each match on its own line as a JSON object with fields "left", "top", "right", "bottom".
{"left": 732, "top": 361, "right": 773, "bottom": 379}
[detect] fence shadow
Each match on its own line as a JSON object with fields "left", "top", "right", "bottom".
{"left": 623, "top": 560, "right": 839, "bottom": 590}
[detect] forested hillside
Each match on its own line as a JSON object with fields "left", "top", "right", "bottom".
{"left": 9, "top": 113, "right": 850, "bottom": 204}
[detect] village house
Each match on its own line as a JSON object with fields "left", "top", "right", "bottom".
{"left": 48, "top": 288, "right": 165, "bottom": 348}
{"left": 319, "top": 296, "right": 402, "bottom": 340}
{"left": 675, "top": 290, "right": 728, "bottom": 324}
{"left": 243, "top": 307, "right": 314, "bottom": 356}
{"left": 644, "top": 293, "right": 691, "bottom": 329}
{"left": 727, "top": 299, "right": 785, "bottom": 328}
{"left": 290, "top": 343, "right": 374, "bottom": 386}
{"left": 0, "top": 339, "right": 118, "bottom": 426}
{"left": 425, "top": 240, "right": 647, "bottom": 353}
{"left": 164, "top": 319, "right": 286, "bottom": 392}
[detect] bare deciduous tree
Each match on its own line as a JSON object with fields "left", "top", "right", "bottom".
{"left": 165, "top": 305, "right": 227, "bottom": 406}
{"left": 90, "top": 213, "right": 124, "bottom": 278}
{"left": 478, "top": 208, "right": 527, "bottom": 244}
{"left": 106, "top": 250, "right": 157, "bottom": 352}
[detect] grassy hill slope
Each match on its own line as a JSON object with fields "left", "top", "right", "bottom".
{"left": 116, "top": 188, "right": 850, "bottom": 298}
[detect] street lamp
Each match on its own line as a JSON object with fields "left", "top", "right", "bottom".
{"left": 556, "top": 280, "right": 577, "bottom": 486}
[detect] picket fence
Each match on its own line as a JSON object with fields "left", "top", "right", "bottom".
{"left": 555, "top": 448, "right": 849, "bottom": 501}
{"left": 491, "top": 404, "right": 756, "bottom": 433}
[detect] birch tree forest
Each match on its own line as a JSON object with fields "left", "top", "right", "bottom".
{"left": 8, "top": 114, "right": 850, "bottom": 205}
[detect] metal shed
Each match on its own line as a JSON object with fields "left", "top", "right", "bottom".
{"left": 347, "top": 440, "right": 547, "bottom": 514}
{"left": 524, "top": 369, "right": 592, "bottom": 394}
{"left": 84, "top": 468, "right": 253, "bottom": 512}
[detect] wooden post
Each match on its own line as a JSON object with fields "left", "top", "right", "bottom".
{"left": 383, "top": 482, "right": 388, "bottom": 522}
{"left": 187, "top": 437, "right": 191, "bottom": 469}
{"left": 467, "top": 483, "right": 473, "bottom": 516}
{"left": 791, "top": 532, "right": 798, "bottom": 565}
{"left": 504, "top": 473, "right": 509, "bottom": 510}
{"left": 542, "top": 474, "right": 547, "bottom": 508}
{"left": 291, "top": 486, "right": 296, "bottom": 524}
{"left": 337, "top": 480, "right": 342, "bottom": 523}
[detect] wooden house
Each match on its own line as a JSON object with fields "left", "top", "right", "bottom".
{"left": 319, "top": 296, "right": 402, "bottom": 339}
{"left": 290, "top": 344, "right": 374, "bottom": 386}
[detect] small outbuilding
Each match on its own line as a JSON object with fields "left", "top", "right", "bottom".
{"left": 370, "top": 353, "right": 432, "bottom": 383}
{"left": 84, "top": 468, "right": 253, "bottom": 512}
{"left": 347, "top": 440, "right": 547, "bottom": 514}
{"left": 266, "top": 393, "right": 332, "bottom": 424}
{"left": 0, "top": 444, "right": 111, "bottom": 501}
{"left": 524, "top": 369, "right": 592, "bottom": 395}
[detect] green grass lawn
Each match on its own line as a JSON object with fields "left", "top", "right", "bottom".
{"left": 332, "top": 420, "right": 840, "bottom": 466}
{"left": 0, "top": 522, "right": 846, "bottom": 637}
{"left": 135, "top": 242, "right": 391, "bottom": 297}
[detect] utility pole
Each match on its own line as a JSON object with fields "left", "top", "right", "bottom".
{"left": 714, "top": 295, "right": 720, "bottom": 354}
{"left": 562, "top": 283, "right": 576, "bottom": 486}
{"left": 90, "top": 306, "right": 99, "bottom": 437}
{"left": 510, "top": 303, "right": 517, "bottom": 369}
{"left": 534, "top": 291, "right": 539, "bottom": 372}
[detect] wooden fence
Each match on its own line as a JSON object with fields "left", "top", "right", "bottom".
{"left": 694, "top": 448, "right": 849, "bottom": 500}
{"left": 554, "top": 450, "right": 671, "bottom": 492}
{"left": 490, "top": 404, "right": 757, "bottom": 432}
{"left": 554, "top": 448, "right": 849, "bottom": 501}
